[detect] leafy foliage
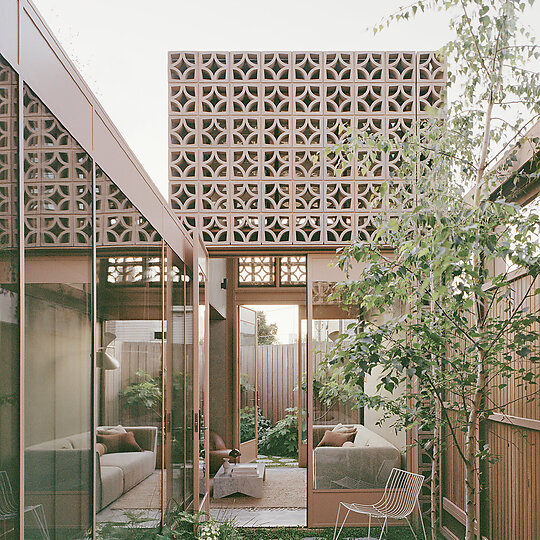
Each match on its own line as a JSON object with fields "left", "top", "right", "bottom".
{"left": 120, "top": 371, "right": 162, "bottom": 414}
{"left": 0, "top": 393, "right": 17, "bottom": 407}
{"left": 239, "top": 373, "right": 255, "bottom": 395}
{"left": 239, "top": 406, "right": 272, "bottom": 444}
{"left": 257, "top": 311, "right": 278, "bottom": 345}
{"left": 326, "top": 1, "right": 540, "bottom": 538}
{"left": 259, "top": 408, "right": 303, "bottom": 457}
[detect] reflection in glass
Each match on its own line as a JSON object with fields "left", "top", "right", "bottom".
{"left": 95, "top": 168, "right": 163, "bottom": 524}
{"left": 23, "top": 84, "right": 92, "bottom": 538}
{"left": 311, "top": 318, "right": 404, "bottom": 491}
{"left": 239, "top": 309, "right": 257, "bottom": 443}
{"left": 184, "top": 267, "right": 194, "bottom": 508}
{"left": 0, "top": 54, "right": 20, "bottom": 540}
{"left": 167, "top": 253, "right": 187, "bottom": 508}
{"left": 198, "top": 271, "right": 206, "bottom": 503}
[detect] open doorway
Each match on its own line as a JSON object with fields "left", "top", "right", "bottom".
{"left": 209, "top": 304, "right": 307, "bottom": 526}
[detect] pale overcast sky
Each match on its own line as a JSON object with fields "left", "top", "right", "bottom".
{"left": 31, "top": 0, "right": 538, "bottom": 196}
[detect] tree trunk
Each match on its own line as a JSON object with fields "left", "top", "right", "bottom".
{"left": 431, "top": 424, "right": 439, "bottom": 540}
{"left": 464, "top": 347, "right": 486, "bottom": 540}
{"left": 464, "top": 419, "right": 477, "bottom": 540}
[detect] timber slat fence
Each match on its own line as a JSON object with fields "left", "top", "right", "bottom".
{"left": 441, "top": 272, "right": 539, "bottom": 540}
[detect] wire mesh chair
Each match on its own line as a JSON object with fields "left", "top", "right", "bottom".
{"left": 0, "top": 471, "right": 50, "bottom": 540}
{"left": 332, "top": 467, "right": 427, "bottom": 540}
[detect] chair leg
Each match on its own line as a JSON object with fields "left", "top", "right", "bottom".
{"left": 416, "top": 501, "right": 428, "bottom": 540}
{"left": 332, "top": 504, "right": 350, "bottom": 540}
{"left": 368, "top": 513, "right": 372, "bottom": 539}
{"left": 378, "top": 516, "right": 388, "bottom": 540}
{"left": 332, "top": 503, "right": 342, "bottom": 540}
{"left": 405, "top": 516, "right": 419, "bottom": 540}
{"left": 30, "top": 506, "right": 50, "bottom": 540}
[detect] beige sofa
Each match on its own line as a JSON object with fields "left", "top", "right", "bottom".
{"left": 24, "top": 426, "right": 157, "bottom": 511}
{"left": 313, "top": 424, "right": 401, "bottom": 489}
{"left": 98, "top": 426, "right": 157, "bottom": 508}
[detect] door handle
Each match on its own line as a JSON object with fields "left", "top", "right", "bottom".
{"left": 200, "top": 411, "right": 207, "bottom": 432}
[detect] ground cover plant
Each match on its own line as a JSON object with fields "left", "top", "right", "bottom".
{"left": 93, "top": 509, "right": 421, "bottom": 539}
{"left": 327, "top": 1, "right": 540, "bottom": 539}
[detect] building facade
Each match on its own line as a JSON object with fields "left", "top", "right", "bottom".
{"left": 0, "top": 2, "right": 208, "bottom": 538}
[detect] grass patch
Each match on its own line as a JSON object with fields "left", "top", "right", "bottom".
{"left": 239, "top": 526, "right": 417, "bottom": 539}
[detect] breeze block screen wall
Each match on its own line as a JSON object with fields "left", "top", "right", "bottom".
{"left": 168, "top": 51, "right": 445, "bottom": 249}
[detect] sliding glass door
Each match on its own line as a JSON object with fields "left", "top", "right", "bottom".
{"left": 306, "top": 254, "right": 408, "bottom": 528}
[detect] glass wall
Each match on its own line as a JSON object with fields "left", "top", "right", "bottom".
{"left": 23, "top": 84, "right": 93, "bottom": 539}
{"left": 0, "top": 54, "right": 20, "bottom": 540}
{"left": 95, "top": 167, "right": 164, "bottom": 523}
{"left": 0, "top": 71, "right": 199, "bottom": 538}
{"left": 166, "top": 252, "right": 191, "bottom": 509}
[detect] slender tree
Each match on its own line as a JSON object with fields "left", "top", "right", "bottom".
{"left": 257, "top": 311, "right": 279, "bottom": 345}
{"left": 327, "top": 1, "right": 540, "bottom": 538}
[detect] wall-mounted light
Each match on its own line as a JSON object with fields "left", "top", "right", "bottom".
{"left": 328, "top": 330, "right": 340, "bottom": 342}
{"left": 96, "top": 332, "right": 119, "bottom": 370}
{"left": 96, "top": 349, "right": 120, "bottom": 370}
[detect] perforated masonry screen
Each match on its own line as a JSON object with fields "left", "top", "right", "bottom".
{"left": 168, "top": 51, "right": 445, "bottom": 248}
{"left": 238, "top": 255, "right": 307, "bottom": 287}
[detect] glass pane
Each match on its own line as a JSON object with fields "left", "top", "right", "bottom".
{"left": 198, "top": 270, "right": 206, "bottom": 502}
{"left": 239, "top": 310, "right": 256, "bottom": 443}
{"left": 95, "top": 167, "right": 163, "bottom": 525}
{"left": 184, "top": 266, "right": 194, "bottom": 508}
{"left": 311, "top": 317, "right": 405, "bottom": 491}
{"left": 167, "top": 251, "right": 186, "bottom": 508}
{"left": 0, "top": 54, "right": 20, "bottom": 540}
{"left": 23, "top": 84, "right": 93, "bottom": 538}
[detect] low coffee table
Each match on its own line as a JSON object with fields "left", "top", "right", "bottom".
{"left": 213, "top": 462, "right": 266, "bottom": 499}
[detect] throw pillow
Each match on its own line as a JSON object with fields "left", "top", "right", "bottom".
{"left": 96, "top": 442, "right": 107, "bottom": 456}
{"left": 97, "top": 431, "right": 143, "bottom": 453}
{"left": 97, "top": 424, "right": 127, "bottom": 435}
{"left": 342, "top": 441, "right": 355, "bottom": 447}
{"left": 332, "top": 423, "right": 357, "bottom": 434}
{"left": 317, "top": 430, "right": 355, "bottom": 448}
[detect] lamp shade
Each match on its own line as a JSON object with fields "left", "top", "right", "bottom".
{"left": 96, "top": 349, "right": 120, "bottom": 370}
{"left": 103, "top": 332, "right": 116, "bottom": 347}
{"left": 328, "top": 330, "right": 340, "bottom": 342}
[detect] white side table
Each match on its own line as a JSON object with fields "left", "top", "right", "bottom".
{"left": 213, "top": 462, "right": 266, "bottom": 499}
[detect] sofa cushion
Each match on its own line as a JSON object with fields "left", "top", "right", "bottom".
{"left": 27, "top": 438, "right": 73, "bottom": 450}
{"left": 317, "top": 430, "right": 356, "bottom": 447}
{"left": 68, "top": 432, "right": 91, "bottom": 449}
{"left": 100, "top": 466, "right": 124, "bottom": 509}
{"left": 96, "top": 443, "right": 107, "bottom": 456}
{"left": 97, "top": 432, "right": 143, "bottom": 454}
{"left": 100, "top": 451, "right": 155, "bottom": 492}
{"left": 98, "top": 425, "right": 127, "bottom": 435}
{"left": 332, "top": 423, "right": 357, "bottom": 434}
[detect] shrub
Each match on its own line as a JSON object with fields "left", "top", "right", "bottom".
{"left": 259, "top": 407, "right": 302, "bottom": 458}
{"left": 239, "top": 406, "right": 272, "bottom": 444}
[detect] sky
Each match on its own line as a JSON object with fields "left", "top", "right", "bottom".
{"left": 31, "top": 1, "right": 540, "bottom": 197}
{"left": 31, "top": 0, "right": 461, "bottom": 197}
{"left": 246, "top": 305, "right": 299, "bottom": 344}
